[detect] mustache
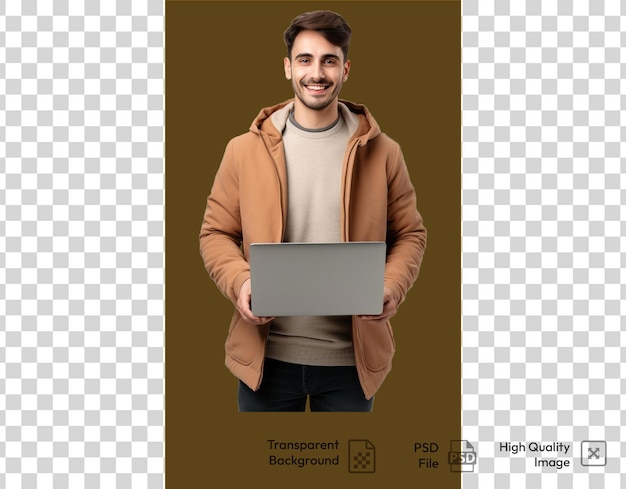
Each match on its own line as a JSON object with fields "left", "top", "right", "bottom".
{"left": 302, "top": 79, "right": 331, "bottom": 85}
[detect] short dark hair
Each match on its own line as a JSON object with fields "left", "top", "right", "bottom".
{"left": 283, "top": 10, "right": 352, "bottom": 60}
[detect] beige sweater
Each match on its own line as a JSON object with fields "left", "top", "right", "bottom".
{"left": 265, "top": 104, "right": 356, "bottom": 366}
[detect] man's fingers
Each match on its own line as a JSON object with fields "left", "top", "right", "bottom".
{"left": 236, "top": 279, "right": 273, "bottom": 324}
{"left": 359, "top": 288, "right": 397, "bottom": 321}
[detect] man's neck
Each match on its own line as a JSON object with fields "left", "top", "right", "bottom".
{"left": 291, "top": 99, "right": 340, "bottom": 130}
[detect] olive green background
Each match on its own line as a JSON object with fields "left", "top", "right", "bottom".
{"left": 166, "top": 1, "right": 460, "bottom": 487}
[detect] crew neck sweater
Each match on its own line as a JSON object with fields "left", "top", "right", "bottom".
{"left": 265, "top": 107, "right": 356, "bottom": 366}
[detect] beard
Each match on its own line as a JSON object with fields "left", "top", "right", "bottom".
{"left": 292, "top": 78, "right": 343, "bottom": 111}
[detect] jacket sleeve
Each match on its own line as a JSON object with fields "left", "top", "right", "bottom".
{"left": 199, "top": 139, "right": 250, "bottom": 304}
{"left": 384, "top": 143, "right": 427, "bottom": 305}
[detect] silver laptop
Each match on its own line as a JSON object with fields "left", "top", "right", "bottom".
{"left": 249, "top": 242, "right": 386, "bottom": 317}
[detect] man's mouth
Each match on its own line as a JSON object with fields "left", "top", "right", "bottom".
{"left": 304, "top": 84, "right": 330, "bottom": 92}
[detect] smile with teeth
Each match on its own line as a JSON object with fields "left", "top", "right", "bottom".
{"left": 305, "top": 84, "right": 329, "bottom": 91}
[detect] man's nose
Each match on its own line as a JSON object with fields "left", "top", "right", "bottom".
{"left": 312, "top": 62, "right": 325, "bottom": 79}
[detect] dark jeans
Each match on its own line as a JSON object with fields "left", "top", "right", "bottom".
{"left": 238, "top": 357, "right": 374, "bottom": 412}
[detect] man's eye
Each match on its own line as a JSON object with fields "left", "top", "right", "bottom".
{"left": 324, "top": 59, "right": 336, "bottom": 65}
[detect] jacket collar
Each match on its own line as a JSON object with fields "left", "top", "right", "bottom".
{"left": 249, "top": 99, "right": 381, "bottom": 147}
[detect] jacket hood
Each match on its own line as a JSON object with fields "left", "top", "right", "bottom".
{"left": 249, "top": 99, "right": 382, "bottom": 146}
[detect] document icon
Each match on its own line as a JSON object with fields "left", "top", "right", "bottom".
{"left": 348, "top": 440, "right": 376, "bottom": 473}
{"left": 448, "top": 440, "right": 476, "bottom": 472}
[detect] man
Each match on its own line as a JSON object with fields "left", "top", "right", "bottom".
{"left": 199, "top": 10, "right": 427, "bottom": 412}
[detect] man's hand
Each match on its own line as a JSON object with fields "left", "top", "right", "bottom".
{"left": 359, "top": 287, "right": 398, "bottom": 323}
{"left": 236, "top": 279, "right": 274, "bottom": 324}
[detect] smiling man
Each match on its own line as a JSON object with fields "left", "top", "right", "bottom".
{"left": 199, "top": 10, "right": 427, "bottom": 412}
{"left": 285, "top": 29, "right": 349, "bottom": 122}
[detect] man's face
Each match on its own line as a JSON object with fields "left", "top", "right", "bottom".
{"left": 284, "top": 30, "right": 350, "bottom": 112}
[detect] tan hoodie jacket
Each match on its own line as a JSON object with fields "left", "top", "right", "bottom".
{"left": 199, "top": 99, "right": 427, "bottom": 400}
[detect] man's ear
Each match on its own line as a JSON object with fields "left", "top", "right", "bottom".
{"left": 283, "top": 57, "right": 292, "bottom": 80}
{"left": 343, "top": 59, "right": 351, "bottom": 82}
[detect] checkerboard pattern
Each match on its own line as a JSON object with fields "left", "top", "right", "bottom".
{"left": 463, "top": 1, "right": 625, "bottom": 487}
{"left": 0, "top": 1, "right": 163, "bottom": 488}
{"left": 351, "top": 452, "right": 370, "bottom": 470}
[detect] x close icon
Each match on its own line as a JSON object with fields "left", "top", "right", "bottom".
{"left": 587, "top": 448, "right": 600, "bottom": 459}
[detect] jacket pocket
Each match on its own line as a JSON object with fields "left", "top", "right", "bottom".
{"left": 355, "top": 319, "right": 396, "bottom": 372}
{"left": 225, "top": 315, "right": 267, "bottom": 366}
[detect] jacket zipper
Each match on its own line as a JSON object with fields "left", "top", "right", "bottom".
{"left": 342, "top": 139, "right": 360, "bottom": 242}
{"left": 259, "top": 131, "right": 286, "bottom": 242}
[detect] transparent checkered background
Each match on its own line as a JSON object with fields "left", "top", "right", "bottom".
{"left": 0, "top": 1, "right": 163, "bottom": 488}
{"left": 463, "top": 1, "right": 625, "bottom": 488}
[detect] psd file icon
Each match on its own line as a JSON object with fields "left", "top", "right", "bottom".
{"left": 349, "top": 440, "right": 376, "bottom": 473}
{"left": 448, "top": 440, "right": 477, "bottom": 472}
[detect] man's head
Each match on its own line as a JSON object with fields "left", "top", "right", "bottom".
{"left": 283, "top": 10, "right": 352, "bottom": 61}
{"left": 283, "top": 11, "right": 352, "bottom": 123}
